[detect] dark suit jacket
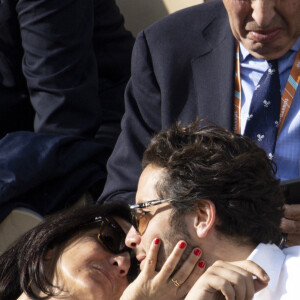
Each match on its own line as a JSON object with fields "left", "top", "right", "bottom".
{"left": 99, "top": 0, "right": 237, "bottom": 204}
{"left": 0, "top": 0, "right": 134, "bottom": 144}
{"left": 0, "top": 0, "right": 134, "bottom": 221}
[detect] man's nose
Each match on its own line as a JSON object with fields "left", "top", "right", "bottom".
{"left": 125, "top": 226, "right": 141, "bottom": 249}
{"left": 251, "top": 0, "right": 276, "bottom": 28}
{"left": 109, "top": 251, "right": 131, "bottom": 277}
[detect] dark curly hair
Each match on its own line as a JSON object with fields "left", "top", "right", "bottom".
{"left": 142, "top": 121, "right": 284, "bottom": 246}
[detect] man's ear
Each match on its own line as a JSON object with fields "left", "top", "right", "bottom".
{"left": 193, "top": 199, "right": 216, "bottom": 238}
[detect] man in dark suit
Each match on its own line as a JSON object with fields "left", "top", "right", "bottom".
{"left": 99, "top": 0, "right": 300, "bottom": 246}
{"left": 0, "top": 0, "right": 134, "bottom": 221}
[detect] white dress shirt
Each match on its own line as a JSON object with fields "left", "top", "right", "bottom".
{"left": 247, "top": 243, "right": 300, "bottom": 299}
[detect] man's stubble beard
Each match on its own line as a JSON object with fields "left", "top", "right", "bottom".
{"left": 155, "top": 213, "right": 201, "bottom": 275}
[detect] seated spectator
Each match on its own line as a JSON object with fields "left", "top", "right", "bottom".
{"left": 0, "top": 0, "right": 134, "bottom": 221}
{"left": 99, "top": 0, "right": 300, "bottom": 247}
{"left": 125, "top": 121, "right": 300, "bottom": 299}
{"left": 0, "top": 202, "right": 136, "bottom": 299}
{"left": 0, "top": 201, "right": 207, "bottom": 300}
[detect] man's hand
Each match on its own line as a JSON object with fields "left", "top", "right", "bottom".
{"left": 184, "top": 260, "right": 269, "bottom": 300}
{"left": 281, "top": 204, "right": 300, "bottom": 246}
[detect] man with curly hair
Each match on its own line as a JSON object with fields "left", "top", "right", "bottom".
{"left": 126, "top": 121, "right": 300, "bottom": 299}
{"left": 100, "top": 0, "right": 300, "bottom": 247}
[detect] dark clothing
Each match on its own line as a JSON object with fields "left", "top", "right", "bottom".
{"left": 0, "top": 0, "right": 134, "bottom": 221}
{"left": 0, "top": 0, "right": 134, "bottom": 143}
{"left": 99, "top": 0, "right": 236, "bottom": 204}
{"left": 0, "top": 132, "right": 110, "bottom": 221}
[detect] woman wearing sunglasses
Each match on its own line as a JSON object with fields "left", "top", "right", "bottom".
{"left": 0, "top": 201, "right": 203, "bottom": 300}
{"left": 0, "top": 201, "right": 139, "bottom": 300}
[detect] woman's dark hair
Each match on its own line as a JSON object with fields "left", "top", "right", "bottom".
{"left": 0, "top": 201, "right": 135, "bottom": 300}
{"left": 143, "top": 120, "right": 284, "bottom": 246}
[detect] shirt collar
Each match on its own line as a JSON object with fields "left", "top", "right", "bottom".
{"left": 239, "top": 36, "right": 300, "bottom": 63}
{"left": 247, "top": 243, "right": 285, "bottom": 292}
{"left": 291, "top": 36, "right": 300, "bottom": 52}
{"left": 239, "top": 42, "right": 251, "bottom": 62}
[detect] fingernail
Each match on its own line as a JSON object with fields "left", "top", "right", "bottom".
{"left": 179, "top": 241, "right": 186, "bottom": 249}
{"left": 198, "top": 261, "right": 205, "bottom": 268}
{"left": 194, "top": 249, "right": 202, "bottom": 256}
{"left": 263, "top": 273, "right": 270, "bottom": 281}
{"left": 154, "top": 238, "right": 160, "bottom": 245}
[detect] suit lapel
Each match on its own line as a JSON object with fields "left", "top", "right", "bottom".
{"left": 191, "top": 9, "right": 236, "bottom": 131}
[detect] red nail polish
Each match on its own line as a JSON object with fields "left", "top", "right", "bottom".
{"left": 154, "top": 238, "right": 160, "bottom": 245}
{"left": 194, "top": 249, "right": 202, "bottom": 256}
{"left": 198, "top": 261, "right": 205, "bottom": 268}
{"left": 179, "top": 241, "right": 186, "bottom": 249}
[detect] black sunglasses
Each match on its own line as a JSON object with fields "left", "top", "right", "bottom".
{"left": 89, "top": 216, "right": 130, "bottom": 254}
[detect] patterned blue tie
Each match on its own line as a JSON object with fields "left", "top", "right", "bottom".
{"left": 244, "top": 60, "right": 281, "bottom": 159}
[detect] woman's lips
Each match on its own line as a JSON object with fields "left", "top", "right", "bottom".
{"left": 248, "top": 29, "right": 281, "bottom": 43}
{"left": 92, "top": 266, "right": 114, "bottom": 288}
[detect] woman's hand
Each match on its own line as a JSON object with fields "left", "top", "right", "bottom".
{"left": 184, "top": 260, "right": 270, "bottom": 300}
{"left": 120, "top": 238, "right": 205, "bottom": 300}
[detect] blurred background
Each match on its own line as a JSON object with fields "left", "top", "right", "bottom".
{"left": 116, "top": 0, "right": 212, "bottom": 36}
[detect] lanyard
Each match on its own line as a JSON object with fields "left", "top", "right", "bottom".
{"left": 234, "top": 43, "right": 300, "bottom": 137}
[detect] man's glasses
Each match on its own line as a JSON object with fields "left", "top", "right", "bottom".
{"left": 130, "top": 198, "right": 174, "bottom": 235}
{"left": 90, "top": 216, "right": 130, "bottom": 254}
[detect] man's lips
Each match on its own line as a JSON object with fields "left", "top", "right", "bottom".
{"left": 248, "top": 29, "right": 281, "bottom": 43}
{"left": 136, "top": 255, "right": 146, "bottom": 270}
{"left": 136, "top": 255, "right": 146, "bottom": 263}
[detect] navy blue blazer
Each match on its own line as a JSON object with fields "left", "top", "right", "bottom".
{"left": 0, "top": 0, "right": 134, "bottom": 221}
{"left": 0, "top": 0, "right": 134, "bottom": 143}
{"left": 99, "top": 0, "right": 237, "bottom": 204}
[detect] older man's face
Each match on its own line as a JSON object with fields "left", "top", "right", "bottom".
{"left": 223, "top": 0, "right": 300, "bottom": 60}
